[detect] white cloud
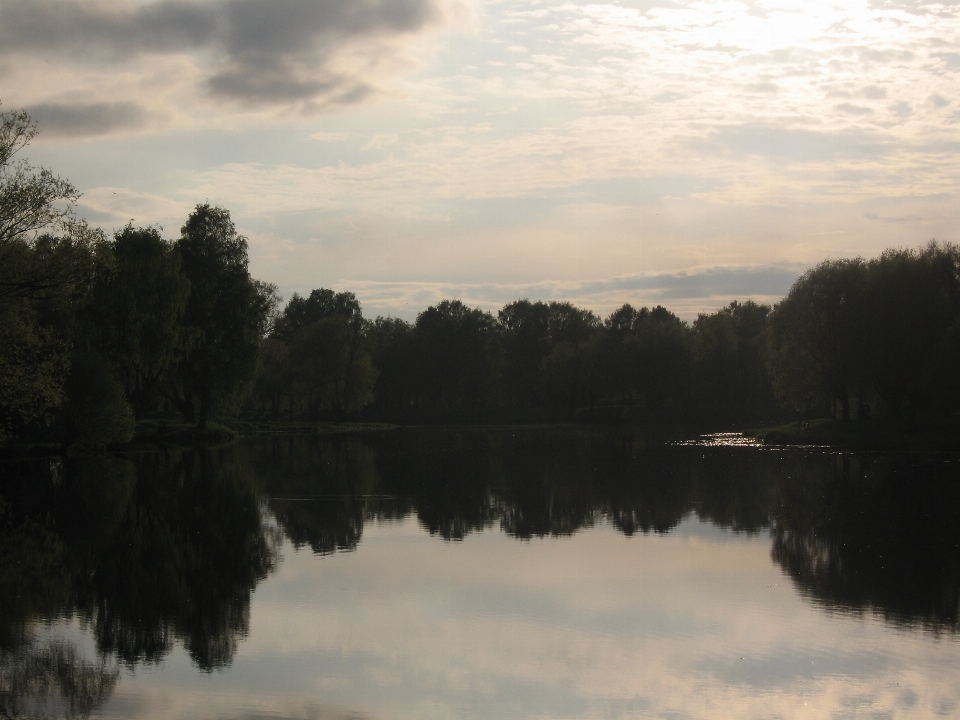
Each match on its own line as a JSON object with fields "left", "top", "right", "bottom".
{"left": 361, "top": 133, "right": 401, "bottom": 150}
{"left": 11, "top": 0, "right": 960, "bottom": 316}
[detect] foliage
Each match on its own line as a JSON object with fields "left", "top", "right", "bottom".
{"left": 0, "top": 106, "right": 78, "bottom": 249}
{"left": 272, "top": 287, "right": 363, "bottom": 341}
{"left": 769, "top": 245, "right": 960, "bottom": 421}
{"left": 768, "top": 259, "right": 867, "bottom": 419}
{"left": 0, "top": 303, "right": 69, "bottom": 435}
{"left": 287, "top": 317, "right": 377, "bottom": 419}
{"left": 88, "top": 225, "right": 190, "bottom": 418}
{"left": 0, "top": 105, "right": 102, "bottom": 442}
{"left": 164, "top": 204, "right": 274, "bottom": 429}
{"left": 413, "top": 300, "right": 501, "bottom": 408}
{"left": 60, "top": 354, "right": 136, "bottom": 448}
{"left": 692, "top": 300, "right": 774, "bottom": 415}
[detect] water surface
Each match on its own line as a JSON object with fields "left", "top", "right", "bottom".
{"left": 2, "top": 428, "right": 959, "bottom": 719}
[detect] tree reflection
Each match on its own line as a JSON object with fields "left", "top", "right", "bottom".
{"left": 2, "top": 428, "right": 960, "bottom": 693}
{"left": 241, "top": 435, "right": 396, "bottom": 553}
{"left": 244, "top": 429, "right": 960, "bottom": 634}
{"left": 771, "top": 454, "right": 960, "bottom": 631}
{"left": 0, "top": 450, "right": 277, "bottom": 672}
{"left": 0, "top": 640, "right": 119, "bottom": 719}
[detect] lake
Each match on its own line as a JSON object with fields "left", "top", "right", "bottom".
{"left": 2, "top": 428, "right": 959, "bottom": 719}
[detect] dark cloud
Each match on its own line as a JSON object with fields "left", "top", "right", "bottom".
{"left": 0, "top": 1, "right": 216, "bottom": 57}
{"left": 0, "top": 0, "right": 445, "bottom": 107}
{"left": 701, "top": 125, "right": 888, "bottom": 163}
{"left": 25, "top": 101, "right": 148, "bottom": 137}
{"left": 577, "top": 265, "right": 804, "bottom": 302}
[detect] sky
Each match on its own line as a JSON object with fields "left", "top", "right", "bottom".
{"left": 3, "top": 0, "right": 960, "bottom": 320}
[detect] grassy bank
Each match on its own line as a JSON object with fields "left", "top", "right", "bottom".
{"left": 747, "top": 416, "right": 960, "bottom": 452}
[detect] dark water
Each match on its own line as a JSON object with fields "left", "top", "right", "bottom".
{"left": 2, "top": 428, "right": 960, "bottom": 719}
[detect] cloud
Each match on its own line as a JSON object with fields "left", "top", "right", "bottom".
{"left": 863, "top": 212, "right": 922, "bottom": 223}
{"left": 340, "top": 264, "right": 806, "bottom": 321}
{"left": 890, "top": 101, "right": 912, "bottom": 117}
{"left": 835, "top": 103, "right": 874, "bottom": 116}
{"left": 702, "top": 125, "right": 888, "bottom": 163}
{"left": 361, "top": 133, "right": 400, "bottom": 150}
{"left": 0, "top": 0, "right": 449, "bottom": 110}
{"left": 24, "top": 101, "right": 148, "bottom": 137}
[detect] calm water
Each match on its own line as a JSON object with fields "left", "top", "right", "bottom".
{"left": 2, "top": 428, "right": 959, "bottom": 719}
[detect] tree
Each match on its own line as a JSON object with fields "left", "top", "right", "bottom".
{"left": 0, "top": 302, "right": 69, "bottom": 435}
{"left": 858, "top": 243, "right": 960, "bottom": 417}
{"left": 59, "top": 354, "right": 135, "bottom": 448}
{"left": 367, "top": 316, "right": 416, "bottom": 410}
{"left": 0, "top": 105, "right": 97, "bottom": 439}
{"left": 272, "top": 288, "right": 363, "bottom": 341}
{"left": 768, "top": 259, "right": 866, "bottom": 421}
{"left": 0, "top": 106, "right": 78, "bottom": 250}
{"left": 540, "top": 302, "right": 602, "bottom": 411}
{"left": 88, "top": 225, "right": 190, "bottom": 418}
{"left": 691, "top": 300, "right": 774, "bottom": 416}
{"left": 498, "top": 299, "right": 552, "bottom": 406}
{"left": 414, "top": 300, "right": 500, "bottom": 407}
{"left": 164, "top": 204, "right": 273, "bottom": 429}
{"left": 287, "top": 317, "right": 377, "bottom": 419}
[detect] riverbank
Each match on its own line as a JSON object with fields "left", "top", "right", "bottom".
{"left": 747, "top": 416, "right": 960, "bottom": 452}
{"left": 133, "top": 417, "right": 398, "bottom": 448}
{"left": 0, "top": 418, "right": 398, "bottom": 455}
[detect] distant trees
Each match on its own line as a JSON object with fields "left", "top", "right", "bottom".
{"left": 6, "top": 105, "right": 960, "bottom": 435}
{"left": 769, "top": 244, "right": 960, "bottom": 420}
{"left": 351, "top": 298, "right": 769, "bottom": 419}
{"left": 413, "top": 300, "right": 500, "bottom": 408}
{"left": 692, "top": 300, "right": 775, "bottom": 416}
{"left": 247, "top": 288, "right": 376, "bottom": 420}
{"left": 601, "top": 304, "right": 689, "bottom": 411}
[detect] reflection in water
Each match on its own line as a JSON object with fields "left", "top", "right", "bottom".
{"left": 243, "top": 430, "right": 960, "bottom": 634}
{"left": 772, "top": 454, "right": 960, "bottom": 631}
{"left": 0, "top": 428, "right": 959, "bottom": 706}
{"left": 0, "top": 640, "right": 119, "bottom": 719}
{"left": 0, "top": 450, "right": 277, "bottom": 680}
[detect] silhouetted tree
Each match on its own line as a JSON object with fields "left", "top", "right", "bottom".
{"left": 498, "top": 299, "right": 552, "bottom": 406}
{"left": 691, "top": 300, "right": 774, "bottom": 416}
{"left": 768, "top": 259, "right": 866, "bottom": 420}
{"left": 163, "top": 204, "right": 274, "bottom": 429}
{"left": 0, "top": 106, "right": 102, "bottom": 439}
{"left": 287, "top": 317, "right": 377, "bottom": 420}
{"left": 413, "top": 300, "right": 500, "bottom": 408}
{"left": 859, "top": 243, "right": 960, "bottom": 417}
{"left": 541, "top": 302, "right": 601, "bottom": 411}
{"left": 367, "top": 316, "right": 417, "bottom": 410}
{"left": 88, "top": 225, "right": 190, "bottom": 418}
{"left": 272, "top": 287, "right": 364, "bottom": 341}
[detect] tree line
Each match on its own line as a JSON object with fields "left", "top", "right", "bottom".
{"left": 2, "top": 104, "right": 959, "bottom": 444}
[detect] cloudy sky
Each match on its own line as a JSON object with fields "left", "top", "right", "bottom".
{"left": 4, "top": 0, "right": 960, "bottom": 319}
